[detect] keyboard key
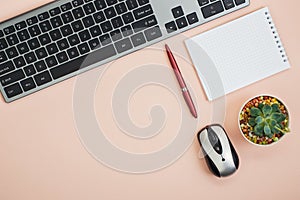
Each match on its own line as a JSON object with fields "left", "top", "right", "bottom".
{"left": 72, "top": 0, "right": 84, "bottom": 7}
{"left": 21, "top": 77, "right": 36, "bottom": 92}
{"left": 94, "top": 0, "right": 107, "bottom": 10}
{"left": 4, "top": 25, "right": 15, "bottom": 35}
{"left": 57, "top": 38, "right": 69, "bottom": 50}
{"left": 133, "top": 4, "right": 153, "bottom": 20}
{"left": 6, "top": 47, "right": 18, "bottom": 59}
{"left": 61, "top": 24, "right": 73, "bottom": 37}
{"left": 100, "top": 21, "right": 113, "bottom": 33}
{"left": 104, "top": 7, "right": 117, "bottom": 19}
{"left": 187, "top": 12, "right": 199, "bottom": 24}
{"left": 13, "top": 56, "right": 26, "bottom": 68}
{"left": 38, "top": 33, "right": 51, "bottom": 45}
{"left": 83, "top": 2, "right": 96, "bottom": 15}
{"left": 4, "top": 83, "right": 22, "bottom": 98}
{"left": 68, "top": 34, "right": 80, "bottom": 46}
{"left": 28, "top": 25, "right": 41, "bottom": 37}
{"left": 100, "top": 34, "right": 112, "bottom": 45}
{"left": 72, "top": 7, "right": 85, "bottom": 19}
{"left": 38, "top": 12, "right": 50, "bottom": 21}
{"left": 46, "top": 43, "right": 59, "bottom": 55}
{"left": 93, "top": 11, "right": 105, "bottom": 23}
{"left": 0, "top": 61, "right": 15, "bottom": 76}
{"left": 122, "top": 12, "right": 134, "bottom": 24}
{"left": 17, "top": 42, "right": 29, "bottom": 54}
{"left": 50, "top": 44, "right": 116, "bottom": 79}
{"left": 110, "top": 29, "right": 122, "bottom": 41}
{"left": 61, "top": 11, "right": 74, "bottom": 24}
{"left": 34, "top": 71, "right": 52, "bottom": 86}
{"left": 50, "top": 7, "right": 61, "bottom": 16}
{"left": 28, "top": 38, "right": 40, "bottom": 50}
{"left": 0, "top": 30, "right": 3, "bottom": 38}
{"left": 15, "top": 21, "right": 27, "bottom": 31}
{"left": 172, "top": 6, "right": 184, "bottom": 18}
{"left": 0, "top": 39, "right": 8, "bottom": 50}
{"left": 45, "top": 56, "right": 58, "bottom": 68}
{"left": 56, "top": 51, "right": 69, "bottom": 63}
{"left": 88, "top": 38, "right": 101, "bottom": 50}
{"left": 0, "top": 69, "right": 25, "bottom": 86}
{"left": 78, "top": 42, "right": 90, "bottom": 54}
{"left": 82, "top": 16, "right": 95, "bottom": 28}
{"left": 35, "top": 47, "right": 48, "bottom": 59}
{"left": 0, "top": 51, "right": 8, "bottom": 63}
{"left": 131, "top": 32, "right": 146, "bottom": 47}
{"left": 176, "top": 17, "right": 188, "bottom": 29}
{"left": 165, "top": 21, "right": 177, "bottom": 33}
{"left": 24, "top": 64, "right": 36, "bottom": 76}
{"left": 71, "top": 20, "right": 84, "bottom": 32}
{"left": 138, "top": 0, "right": 149, "bottom": 6}
{"left": 61, "top": 2, "right": 73, "bottom": 12}
{"left": 51, "top": 16, "right": 63, "bottom": 28}
{"left": 132, "top": 15, "right": 158, "bottom": 32}
{"left": 6, "top": 34, "right": 19, "bottom": 46}
{"left": 17, "top": 29, "right": 30, "bottom": 41}
{"left": 111, "top": 17, "right": 124, "bottom": 29}
{"left": 90, "top": 25, "right": 102, "bottom": 37}
{"left": 144, "top": 26, "right": 162, "bottom": 41}
{"left": 79, "top": 30, "right": 91, "bottom": 42}
{"left": 39, "top": 20, "right": 52, "bottom": 32}
{"left": 27, "top": 16, "right": 38, "bottom": 26}
{"left": 34, "top": 60, "right": 47, "bottom": 72}
{"left": 106, "top": 0, "right": 118, "bottom": 6}
{"left": 49, "top": 29, "right": 62, "bottom": 41}
{"left": 235, "top": 0, "right": 246, "bottom": 5}
{"left": 198, "top": 0, "right": 209, "bottom": 6}
{"left": 126, "top": 0, "right": 138, "bottom": 10}
{"left": 201, "top": 1, "right": 224, "bottom": 18}
{"left": 24, "top": 52, "right": 37, "bottom": 64}
{"left": 115, "top": 38, "right": 133, "bottom": 53}
{"left": 115, "top": 3, "right": 127, "bottom": 15}
{"left": 67, "top": 47, "right": 80, "bottom": 59}
{"left": 121, "top": 25, "right": 133, "bottom": 37}
{"left": 222, "top": 0, "right": 235, "bottom": 10}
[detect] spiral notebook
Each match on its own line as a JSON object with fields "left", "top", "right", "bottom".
{"left": 185, "top": 7, "right": 290, "bottom": 101}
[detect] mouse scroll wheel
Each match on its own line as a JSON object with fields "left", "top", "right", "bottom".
{"left": 207, "top": 128, "right": 223, "bottom": 155}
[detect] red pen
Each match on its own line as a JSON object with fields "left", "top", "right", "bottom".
{"left": 165, "top": 44, "right": 198, "bottom": 118}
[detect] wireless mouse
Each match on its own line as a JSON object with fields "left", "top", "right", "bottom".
{"left": 197, "top": 124, "right": 239, "bottom": 177}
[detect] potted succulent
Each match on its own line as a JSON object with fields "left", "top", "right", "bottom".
{"left": 239, "top": 95, "right": 290, "bottom": 145}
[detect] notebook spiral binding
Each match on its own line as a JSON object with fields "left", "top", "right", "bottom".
{"left": 264, "top": 11, "right": 288, "bottom": 63}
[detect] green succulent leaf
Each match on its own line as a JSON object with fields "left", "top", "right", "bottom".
{"left": 262, "top": 104, "right": 272, "bottom": 116}
{"left": 258, "top": 103, "right": 264, "bottom": 109}
{"left": 248, "top": 118, "right": 256, "bottom": 126}
{"left": 269, "top": 119, "right": 277, "bottom": 127}
{"left": 250, "top": 107, "right": 262, "bottom": 117}
{"left": 264, "top": 125, "right": 272, "bottom": 137}
{"left": 255, "top": 116, "right": 264, "bottom": 124}
{"left": 254, "top": 124, "right": 264, "bottom": 136}
{"left": 271, "top": 113, "right": 286, "bottom": 123}
{"left": 271, "top": 103, "right": 280, "bottom": 112}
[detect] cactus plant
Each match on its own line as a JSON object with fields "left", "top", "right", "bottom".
{"left": 239, "top": 95, "right": 290, "bottom": 145}
{"left": 248, "top": 103, "right": 287, "bottom": 138}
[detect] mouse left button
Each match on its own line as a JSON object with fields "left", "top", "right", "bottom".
{"left": 207, "top": 127, "right": 223, "bottom": 154}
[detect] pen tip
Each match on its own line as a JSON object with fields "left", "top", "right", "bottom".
{"left": 165, "top": 44, "right": 170, "bottom": 51}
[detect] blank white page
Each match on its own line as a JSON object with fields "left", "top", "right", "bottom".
{"left": 185, "top": 7, "right": 290, "bottom": 101}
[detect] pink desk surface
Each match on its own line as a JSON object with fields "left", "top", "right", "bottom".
{"left": 0, "top": 0, "right": 299, "bottom": 199}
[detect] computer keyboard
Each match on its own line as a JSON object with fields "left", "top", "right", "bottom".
{"left": 0, "top": 0, "right": 249, "bottom": 102}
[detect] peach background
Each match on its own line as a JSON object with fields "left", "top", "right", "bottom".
{"left": 0, "top": 0, "right": 300, "bottom": 200}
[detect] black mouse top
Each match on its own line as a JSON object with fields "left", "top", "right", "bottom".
{"left": 197, "top": 124, "right": 239, "bottom": 177}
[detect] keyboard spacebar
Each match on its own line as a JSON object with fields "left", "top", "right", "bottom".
{"left": 50, "top": 44, "right": 117, "bottom": 79}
